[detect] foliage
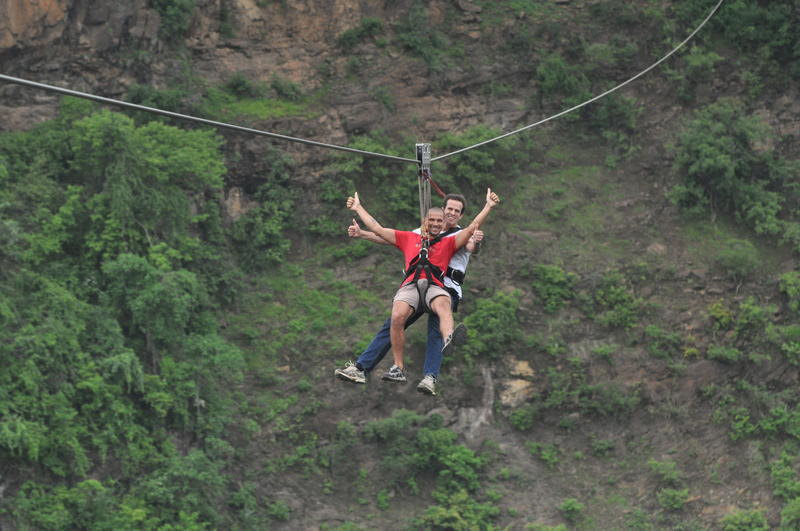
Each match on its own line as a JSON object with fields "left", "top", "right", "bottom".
{"left": 684, "top": 0, "right": 800, "bottom": 81}
{"left": 527, "top": 442, "right": 560, "bottom": 468}
{"left": 152, "top": 0, "right": 196, "bottom": 42}
{"left": 509, "top": 403, "right": 541, "bottom": 431}
{"left": 326, "top": 131, "right": 414, "bottom": 228}
{"left": 535, "top": 53, "right": 590, "bottom": 110}
{"left": 433, "top": 125, "right": 520, "bottom": 197}
{"left": 360, "top": 410, "right": 500, "bottom": 528}
{"left": 670, "top": 98, "right": 800, "bottom": 251}
{"left": 394, "top": 2, "right": 452, "bottom": 72}
{"left": 644, "top": 325, "right": 682, "bottom": 359}
{"left": 559, "top": 498, "right": 585, "bottom": 524}
{"left": 779, "top": 272, "right": 800, "bottom": 315}
{"left": 587, "top": 270, "right": 642, "bottom": 329}
{"left": 707, "top": 345, "right": 742, "bottom": 363}
{"left": 461, "top": 290, "right": 522, "bottom": 362}
{"left": 719, "top": 508, "right": 769, "bottom": 531}
{"left": 337, "top": 17, "right": 384, "bottom": 51}
{"left": 780, "top": 497, "right": 800, "bottom": 530}
{"left": 0, "top": 101, "right": 253, "bottom": 528}
{"left": 228, "top": 149, "right": 295, "bottom": 270}
{"left": 413, "top": 489, "right": 501, "bottom": 530}
{"left": 715, "top": 239, "right": 761, "bottom": 282}
{"left": 648, "top": 459, "right": 683, "bottom": 486}
{"left": 656, "top": 488, "right": 689, "bottom": 511}
{"left": 531, "top": 264, "right": 578, "bottom": 313}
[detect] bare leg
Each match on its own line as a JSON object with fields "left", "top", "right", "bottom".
{"left": 430, "top": 295, "right": 454, "bottom": 343}
{"left": 390, "top": 300, "right": 415, "bottom": 369}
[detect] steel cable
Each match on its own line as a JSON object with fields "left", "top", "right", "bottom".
{"left": 0, "top": 73, "right": 418, "bottom": 164}
{"left": 431, "top": 0, "right": 726, "bottom": 162}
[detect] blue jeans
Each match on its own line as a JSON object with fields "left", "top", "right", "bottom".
{"left": 356, "top": 298, "right": 454, "bottom": 378}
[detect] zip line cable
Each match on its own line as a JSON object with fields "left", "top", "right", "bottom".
{"left": 431, "top": 0, "right": 726, "bottom": 162}
{"left": 0, "top": 0, "right": 723, "bottom": 166}
{"left": 0, "top": 73, "right": 417, "bottom": 164}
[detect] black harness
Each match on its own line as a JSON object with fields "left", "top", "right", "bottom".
{"left": 402, "top": 227, "right": 461, "bottom": 314}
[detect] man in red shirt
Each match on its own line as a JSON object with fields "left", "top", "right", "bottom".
{"left": 346, "top": 187, "right": 500, "bottom": 382}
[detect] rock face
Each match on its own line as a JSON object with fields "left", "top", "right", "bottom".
{"left": 0, "top": 0, "right": 531, "bottom": 143}
{"left": 0, "top": 0, "right": 70, "bottom": 49}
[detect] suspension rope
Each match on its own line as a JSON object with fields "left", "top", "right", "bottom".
{"left": 431, "top": 0, "right": 726, "bottom": 162}
{"left": 0, "top": 73, "right": 418, "bottom": 164}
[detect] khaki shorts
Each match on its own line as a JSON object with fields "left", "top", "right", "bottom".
{"left": 393, "top": 279, "right": 450, "bottom": 311}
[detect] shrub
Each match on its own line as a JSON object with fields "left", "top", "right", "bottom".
{"left": 591, "top": 271, "right": 641, "bottom": 329}
{"left": 151, "top": 0, "right": 196, "bottom": 42}
{"left": 224, "top": 72, "right": 264, "bottom": 98}
{"left": 781, "top": 497, "right": 800, "bottom": 529}
{"left": 270, "top": 76, "right": 304, "bottom": 101}
{"left": 531, "top": 264, "right": 578, "bottom": 313}
{"left": 414, "top": 489, "right": 500, "bottom": 530}
{"left": 779, "top": 271, "right": 800, "bottom": 315}
{"left": 657, "top": 488, "right": 689, "bottom": 510}
{"left": 591, "top": 438, "right": 615, "bottom": 457}
{"left": 394, "top": 2, "right": 449, "bottom": 72}
{"left": 509, "top": 403, "right": 541, "bottom": 431}
{"left": 266, "top": 500, "right": 291, "bottom": 521}
{"left": 671, "top": 99, "right": 800, "bottom": 247}
{"left": 535, "top": 53, "right": 590, "bottom": 109}
{"left": 648, "top": 459, "right": 683, "bottom": 486}
{"left": 337, "top": 17, "right": 384, "bottom": 51}
{"left": 734, "top": 297, "right": 776, "bottom": 341}
{"left": 461, "top": 290, "right": 522, "bottom": 362}
{"left": 715, "top": 239, "right": 761, "bottom": 282}
{"left": 719, "top": 508, "right": 769, "bottom": 530}
{"left": 707, "top": 345, "right": 742, "bottom": 363}
{"left": 558, "top": 498, "right": 585, "bottom": 523}
{"left": 527, "top": 442, "right": 560, "bottom": 468}
{"left": 644, "top": 325, "right": 682, "bottom": 359}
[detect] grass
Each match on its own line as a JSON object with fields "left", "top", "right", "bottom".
{"left": 680, "top": 217, "right": 788, "bottom": 278}
{"left": 201, "top": 92, "right": 317, "bottom": 121}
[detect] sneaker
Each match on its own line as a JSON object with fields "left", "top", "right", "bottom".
{"left": 442, "top": 323, "right": 468, "bottom": 356}
{"left": 381, "top": 365, "right": 407, "bottom": 383}
{"left": 335, "top": 361, "right": 366, "bottom": 384}
{"left": 416, "top": 374, "right": 437, "bottom": 396}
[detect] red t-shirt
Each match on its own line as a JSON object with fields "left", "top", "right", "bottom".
{"left": 394, "top": 230, "right": 457, "bottom": 288}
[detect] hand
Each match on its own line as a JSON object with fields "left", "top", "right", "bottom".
{"left": 346, "top": 191, "right": 360, "bottom": 211}
{"left": 348, "top": 218, "right": 361, "bottom": 238}
{"left": 420, "top": 220, "right": 430, "bottom": 239}
{"left": 486, "top": 187, "right": 500, "bottom": 208}
{"left": 471, "top": 229, "right": 484, "bottom": 244}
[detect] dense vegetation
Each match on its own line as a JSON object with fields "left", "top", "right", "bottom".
{"left": 1, "top": 0, "right": 799, "bottom": 528}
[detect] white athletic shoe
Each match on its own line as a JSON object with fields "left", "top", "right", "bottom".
{"left": 416, "top": 374, "right": 437, "bottom": 396}
{"left": 335, "top": 361, "right": 366, "bottom": 384}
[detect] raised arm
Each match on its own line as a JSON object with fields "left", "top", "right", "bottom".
{"left": 346, "top": 192, "right": 396, "bottom": 245}
{"left": 348, "top": 218, "right": 393, "bottom": 245}
{"left": 454, "top": 188, "right": 500, "bottom": 249}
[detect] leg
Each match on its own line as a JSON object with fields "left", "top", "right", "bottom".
{"left": 390, "top": 300, "right": 415, "bottom": 369}
{"left": 355, "top": 316, "right": 392, "bottom": 372}
{"left": 430, "top": 295, "right": 454, "bottom": 343}
{"left": 355, "top": 310, "right": 427, "bottom": 372}
{"left": 423, "top": 306, "right": 445, "bottom": 378}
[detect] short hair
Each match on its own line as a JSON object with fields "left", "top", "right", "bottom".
{"left": 443, "top": 193, "right": 467, "bottom": 215}
{"left": 427, "top": 206, "right": 444, "bottom": 217}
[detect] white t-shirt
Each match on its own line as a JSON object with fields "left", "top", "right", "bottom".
{"left": 412, "top": 226, "right": 472, "bottom": 300}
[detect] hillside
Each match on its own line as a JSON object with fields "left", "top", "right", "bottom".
{"left": 1, "top": 0, "right": 800, "bottom": 529}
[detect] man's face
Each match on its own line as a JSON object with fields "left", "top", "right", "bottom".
{"left": 443, "top": 199, "right": 464, "bottom": 228}
{"left": 426, "top": 209, "right": 445, "bottom": 236}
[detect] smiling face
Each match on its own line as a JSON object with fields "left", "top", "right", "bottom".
{"left": 426, "top": 207, "right": 445, "bottom": 236}
{"left": 443, "top": 198, "right": 464, "bottom": 229}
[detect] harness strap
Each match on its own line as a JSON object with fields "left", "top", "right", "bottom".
{"left": 401, "top": 228, "right": 459, "bottom": 314}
